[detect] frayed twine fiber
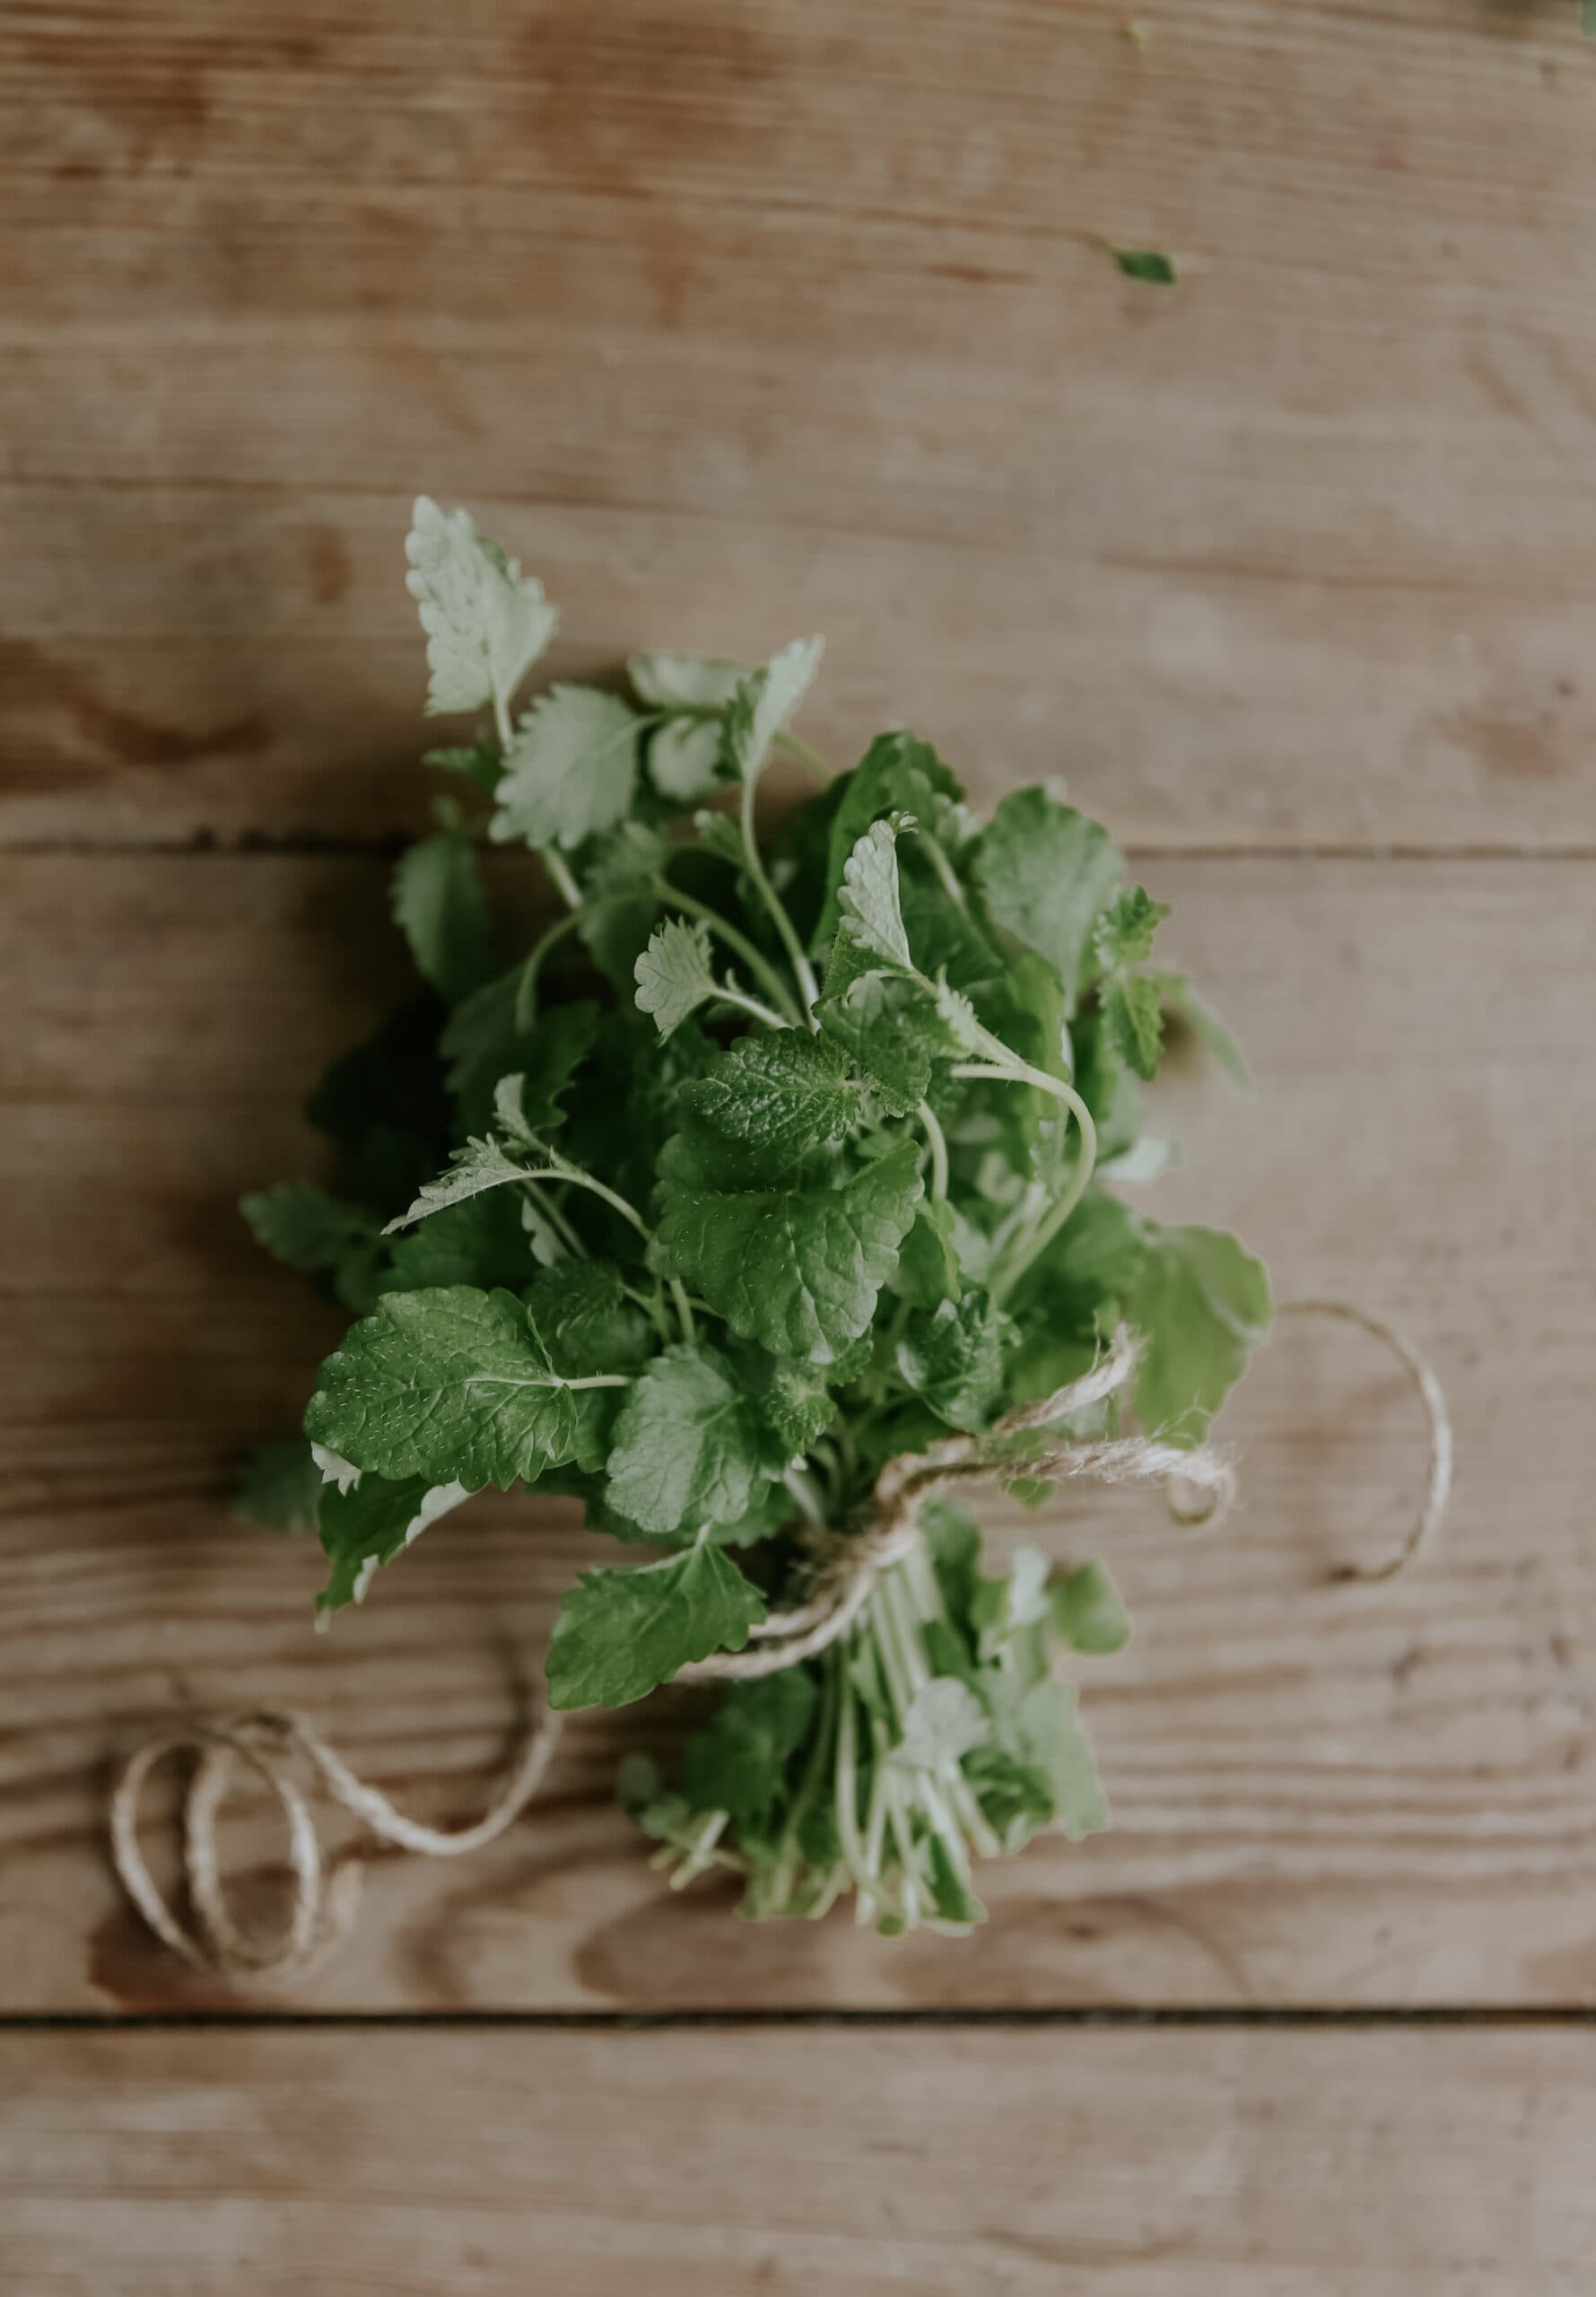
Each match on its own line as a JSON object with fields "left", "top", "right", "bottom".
{"left": 109, "top": 1301, "right": 1451, "bottom": 1983}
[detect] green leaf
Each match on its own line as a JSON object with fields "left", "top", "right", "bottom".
{"left": 383, "top": 1135, "right": 531, "bottom": 1234}
{"left": 893, "top": 1198, "right": 964, "bottom": 1309}
{"left": 750, "top": 1354, "right": 837, "bottom": 1457}
{"left": 1130, "top": 1223, "right": 1271, "bottom": 1445}
{"left": 240, "top": 1182, "right": 384, "bottom": 1314}
{"left": 389, "top": 832, "right": 498, "bottom": 1004}
{"left": 304, "top": 1286, "right": 613, "bottom": 1489}
{"left": 490, "top": 686, "right": 642, "bottom": 852}
{"left": 724, "top": 637, "right": 824, "bottom": 782}
{"left": 381, "top": 1188, "right": 535, "bottom": 1294}
{"left": 528, "top": 1260, "right": 651, "bottom": 1376}
{"left": 1094, "top": 884, "right": 1169, "bottom": 972}
{"left": 816, "top": 731, "right": 973, "bottom": 946}
{"left": 986, "top": 1678, "right": 1108, "bottom": 1838}
{"left": 317, "top": 1470, "right": 469, "bottom": 1617}
{"left": 628, "top": 652, "right": 746, "bottom": 709}
{"left": 653, "top": 1143, "right": 923, "bottom": 1363}
{"left": 969, "top": 790, "right": 1124, "bottom": 1008}
{"left": 679, "top": 1033, "right": 863, "bottom": 1171}
{"left": 895, "top": 1289, "right": 1012, "bottom": 1432}
{"left": 816, "top": 972, "right": 938, "bottom": 1115}
{"left": 1107, "top": 246, "right": 1176, "bottom": 284}
{"left": 545, "top": 1542, "right": 767, "bottom": 1709}
{"left": 634, "top": 916, "right": 718, "bottom": 1038}
{"left": 682, "top": 1670, "right": 817, "bottom": 1826}
{"left": 837, "top": 818, "right": 914, "bottom": 972}
{"left": 890, "top": 1678, "right": 991, "bottom": 1771}
{"left": 233, "top": 1437, "right": 324, "bottom": 1534}
{"left": 1099, "top": 971, "right": 1164, "bottom": 1081}
{"left": 1050, "top": 1559, "right": 1132, "bottom": 1655}
{"left": 604, "top": 1343, "right": 773, "bottom": 1538}
{"left": 405, "top": 496, "right": 557, "bottom": 718}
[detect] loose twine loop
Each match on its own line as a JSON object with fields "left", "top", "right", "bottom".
{"left": 109, "top": 1300, "right": 1451, "bottom": 1982}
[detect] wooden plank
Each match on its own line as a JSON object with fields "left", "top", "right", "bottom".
{"left": 4, "top": 1, "right": 1596, "bottom": 845}
{"left": 3, "top": 850, "right": 1592, "bottom": 2012}
{"left": 1, "top": 2025, "right": 1592, "bottom": 2293}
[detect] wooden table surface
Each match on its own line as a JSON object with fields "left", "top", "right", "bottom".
{"left": 4, "top": 2, "right": 1594, "bottom": 2288}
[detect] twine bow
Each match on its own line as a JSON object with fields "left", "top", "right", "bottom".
{"left": 109, "top": 1303, "right": 1450, "bottom": 1982}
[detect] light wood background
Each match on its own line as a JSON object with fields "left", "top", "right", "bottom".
{"left": 3, "top": 1, "right": 1593, "bottom": 2288}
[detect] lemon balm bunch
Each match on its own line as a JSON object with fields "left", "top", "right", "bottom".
{"left": 238, "top": 500, "right": 1268, "bottom": 1935}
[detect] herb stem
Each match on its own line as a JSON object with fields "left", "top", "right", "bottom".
{"left": 667, "top": 1277, "right": 696, "bottom": 1345}
{"left": 654, "top": 877, "right": 803, "bottom": 1026}
{"left": 916, "top": 1098, "right": 949, "bottom": 1203}
{"left": 775, "top": 730, "right": 833, "bottom": 785}
{"left": 920, "top": 831, "right": 967, "bottom": 910}
{"left": 540, "top": 845, "right": 582, "bottom": 913}
{"left": 948, "top": 1056, "right": 1098, "bottom": 1303}
{"left": 739, "top": 772, "right": 822, "bottom": 1025}
{"left": 714, "top": 980, "right": 791, "bottom": 1033}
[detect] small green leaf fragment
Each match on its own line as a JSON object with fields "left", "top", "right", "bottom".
{"left": 234, "top": 1437, "right": 325, "bottom": 1535}
{"left": 390, "top": 832, "right": 498, "bottom": 1004}
{"left": 1107, "top": 245, "right": 1176, "bottom": 284}
{"left": 1050, "top": 1559, "right": 1133, "bottom": 1655}
{"left": 604, "top": 1343, "right": 772, "bottom": 1538}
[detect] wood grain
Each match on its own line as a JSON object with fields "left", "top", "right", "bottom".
{"left": 2, "top": 2024, "right": 1593, "bottom": 2293}
{"left": 5, "top": 0, "right": 1596, "bottom": 845}
{"left": 4, "top": 850, "right": 1592, "bottom": 2013}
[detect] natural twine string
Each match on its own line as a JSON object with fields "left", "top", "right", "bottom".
{"left": 108, "top": 1301, "right": 1451, "bottom": 1982}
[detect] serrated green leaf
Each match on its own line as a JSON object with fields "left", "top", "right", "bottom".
{"left": 1099, "top": 971, "right": 1164, "bottom": 1080}
{"left": 750, "top": 1354, "right": 837, "bottom": 1457}
{"left": 815, "top": 730, "right": 973, "bottom": 947}
{"left": 634, "top": 916, "right": 717, "bottom": 1038}
{"left": 816, "top": 972, "right": 938, "bottom": 1115}
{"left": 605, "top": 1343, "right": 772, "bottom": 1537}
{"left": 1130, "top": 1223, "right": 1271, "bottom": 1445}
{"left": 383, "top": 1135, "right": 532, "bottom": 1235}
{"left": 317, "top": 1471, "right": 470, "bottom": 1616}
{"left": 693, "top": 807, "right": 750, "bottom": 869}
{"left": 838, "top": 818, "right": 914, "bottom": 972}
{"left": 1050, "top": 1559, "right": 1132, "bottom": 1655}
{"left": 970, "top": 790, "right": 1124, "bottom": 1008}
{"left": 724, "top": 637, "right": 824, "bottom": 782}
{"left": 653, "top": 1143, "right": 923, "bottom": 1363}
{"left": 895, "top": 1289, "right": 1012, "bottom": 1432}
{"left": 405, "top": 496, "right": 557, "bottom": 719}
{"left": 304, "top": 1286, "right": 614, "bottom": 1489}
{"left": 233, "top": 1437, "right": 324, "bottom": 1535}
{"left": 679, "top": 1033, "right": 863, "bottom": 1169}
{"left": 389, "top": 832, "right": 498, "bottom": 1004}
{"left": 1094, "top": 884, "right": 1169, "bottom": 972}
{"left": 545, "top": 1541, "right": 767, "bottom": 1710}
{"left": 490, "top": 686, "right": 641, "bottom": 852}
{"left": 527, "top": 1259, "right": 651, "bottom": 1376}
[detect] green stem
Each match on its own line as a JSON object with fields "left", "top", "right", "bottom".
{"left": 655, "top": 877, "right": 803, "bottom": 1025}
{"left": 713, "top": 980, "right": 790, "bottom": 1033}
{"left": 920, "top": 831, "right": 967, "bottom": 909}
{"left": 493, "top": 690, "right": 514, "bottom": 750}
{"left": 916, "top": 1098, "right": 949, "bottom": 1203}
{"left": 667, "top": 1277, "right": 696, "bottom": 1345}
{"left": 776, "top": 729, "right": 833, "bottom": 785}
{"left": 739, "top": 772, "right": 822, "bottom": 1024}
{"left": 540, "top": 846, "right": 582, "bottom": 913}
{"left": 948, "top": 1055, "right": 1098, "bottom": 1305}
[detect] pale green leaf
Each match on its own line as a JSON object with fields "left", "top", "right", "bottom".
{"left": 838, "top": 817, "right": 914, "bottom": 972}
{"left": 490, "top": 686, "right": 641, "bottom": 852}
{"left": 970, "top": 790, "right": 1124, "bottom": 1007}
{"left": 405, "top": 496, "right": 557, "bottom": 718}
{"left": 1099, "top": 971, "right": 1164, "bottom": 1081}
{"left": 1050, "top": 1559, "right": 1132, "bottom": 1655}
{"left": 649, "top": 716, "right": 726, "bottom": 803}
{"left": 317, "top": 1472, "right": 470, "bottom": 1616}
{"left": 628, "top": 652, "right": 746, "bottom": 709}
{"left": 724, "top": 636, "right": 824, "bottom": 782}
{"left": 634, "top": 916, "right": 717, "bottom": 1039}
{"left": 891, "top": 1678, "right": 991, "bottom": 1771}
{"left": 382, "top": 1135, "right": 531, "bottom": 1235}
{"left": 1130, "top": 1223, "right": 1271, "bottom": 1445}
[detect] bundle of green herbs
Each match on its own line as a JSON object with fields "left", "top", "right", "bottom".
{"left": 238, "top": 498, "right": 1269, "bottom": 1935}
